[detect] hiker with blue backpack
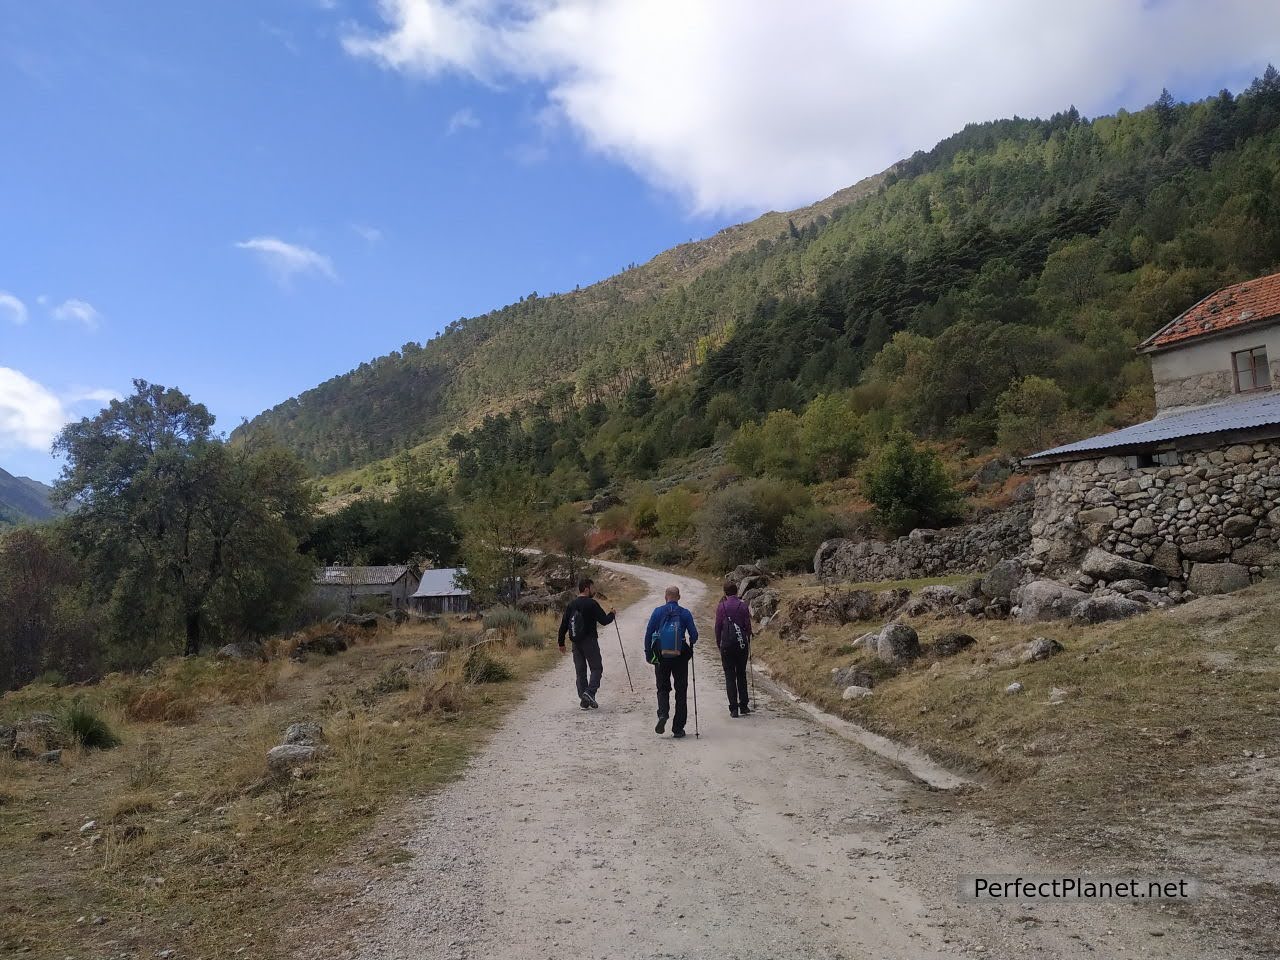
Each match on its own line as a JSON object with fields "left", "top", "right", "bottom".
{"left": 644, "top": 585, "right": 699, "bottom": 738}
{"left": 715, "top": 580, "right": 753, "bottom": 717}
{"left": 557, "top": 578, "right": 616, "bottom": 710}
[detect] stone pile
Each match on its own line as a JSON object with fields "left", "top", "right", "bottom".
{"left": 813, "top": 502, "right": 1033, "bottom": 583}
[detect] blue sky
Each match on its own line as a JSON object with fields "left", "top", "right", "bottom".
{"left": 2, "top": 0, "right": 1278, "bottom": 483}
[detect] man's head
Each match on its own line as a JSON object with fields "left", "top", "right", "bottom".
{"left": 578, "top": 577, "right": 594, "bottom": 596}
{"left": 665, "top": 585, "right": 681, "bottom": 603}
{"left": 723, "top": 581, "right": 738, "bottom": 597}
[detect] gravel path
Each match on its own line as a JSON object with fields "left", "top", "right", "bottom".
{"left": 322, "top": 560, "right": 1225, "bottom": 960}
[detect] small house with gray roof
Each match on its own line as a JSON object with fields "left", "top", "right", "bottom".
{"left": 1024, "top": 271, "right": 1280, "bottom": 593}
{"left": 312, "top": 565, "right": 421, "bottom": 613}
{"left": 410, "top": 567, "right": 472, "bottom": 615}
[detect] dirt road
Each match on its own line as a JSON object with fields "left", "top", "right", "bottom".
{"left": 329, "top": 560, "right": 1222, "bottom": 959}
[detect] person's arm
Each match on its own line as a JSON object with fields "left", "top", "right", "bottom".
{"left": 742, "top": 602, "right": 754, "bottom": 640}
{"left": 643, "top": 610, "right": 659, "bottom": 661}
{"left": 684, "top": 608, "right": 698, "bottom": 646}
{"left": 714, "top": 601, "right": 725, "bottom": 649}
{"left": 591, "top": 599, "right": 616, "bottom": 626}
{"left": 557, "top": 605, "right": 571, "bottom": 648}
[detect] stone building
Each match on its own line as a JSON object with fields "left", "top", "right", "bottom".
{"left": 1024, "top": 271, "right": 1280, "bottom": 594}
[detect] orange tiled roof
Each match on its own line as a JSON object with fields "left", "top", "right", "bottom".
{"left": 1141, "top": 271, "right": 1280, "bottom": 352}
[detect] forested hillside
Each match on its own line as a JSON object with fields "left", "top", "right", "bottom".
{"left": 0, "top": 466, "right": 56, "bottom": 527}
{"left": 239, "top": 72, "right": 1280, "bottom": 494}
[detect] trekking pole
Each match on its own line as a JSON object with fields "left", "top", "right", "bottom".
{"left": 691, "top": 651, "right": 699, "bottom": 739}
{"left": 614, "top": 620, "right": 634, "bottom": 693}
{"left": 750, "top": 647, "right": 756, "bottom": 706}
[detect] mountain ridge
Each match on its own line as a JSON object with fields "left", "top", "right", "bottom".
{"left": 0, "top": 466, "right": 57, "bottom": 526}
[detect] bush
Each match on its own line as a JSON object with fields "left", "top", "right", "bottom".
{"left": 646, "top": 539, "right": 688, "bottom": 567}
{"left": 464, "top": 647, "right": 514, "bottom": 684}
{"left": 695, "top": 479, "right": 811, "bottom": 569}
{"left": 483, "top": 607, "right": 531, "bottom": 639}
{"left": 616, "top": 538, "right": 640, "bottom": 561}
{"left": 120, "top": 686, "right": 198, "bottom": 725}
{"left": 434, "top": 628, "right": 471, "bottom": 652}
{"left": 861, "top": 435, "right": 962, "bottom": 536}
{"left": 61, "top": 700, "right": 120, "bottom": 750}
{"left": 516, "top": 626, "right": 546, "bottom": 649}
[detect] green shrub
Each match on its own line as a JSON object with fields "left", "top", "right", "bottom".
{"left": 646, "top": 539, "right": 688, "bottom": 567}
{"left": 61, "top": 700, "right": 120, "bottom": 750}
{"left": 616, "top": 538, "right": 640, "bottom": 561}
{"left": 516, "top": 626, "right": 546, "bottom": 649}
{"left": 695, "top": 479, "right": 811, "bottom": 569}
{"left": 861, "top": 434, "right": 962, "bottom": 536}
{"left": 434, "top": 628, "right": 471, "bottom": 651}
{"left": 464, "top": 647, "right": 514, "bottom": 684}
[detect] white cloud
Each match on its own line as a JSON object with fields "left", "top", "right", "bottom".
{"left": 0, "top": 369, "right": 121, "bottom": 453}
{"left": 235, "top": 236, "right": 337, "bottom": 284}
{"left": 0, "top": 291, "right": 28, "bottom": 326}
{"left": 343, "top": 0, "right": 1280, "bottom": 214}
{"left": 52, "top": 297, "right": 102, "bottom": 330}
{"left": 447, "top": 106, "right": 481, "bottom": 134}
{"left": 352, "top": 223, "right": 384, "bottom": 244}
{"left": 0, "top": 368, "right": 70, "bottom": 451}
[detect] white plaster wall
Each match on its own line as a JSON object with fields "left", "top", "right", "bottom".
{"left": 1152, "top": 325, "right": 1280, "bottom": 380}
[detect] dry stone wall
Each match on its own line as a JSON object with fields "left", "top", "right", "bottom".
{"left": 1030, "top": 441, "right": 1280, "bottom": 586}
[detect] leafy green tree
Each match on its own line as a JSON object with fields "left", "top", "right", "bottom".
{"left": 548, "top": 504, "right": 590, "bottom": 587}
{"left": 861, "top": 435, "right": 962, "bottom": 536}
{"left": 656, "top": 486, "right": 697, "bottom": 540}
{"left": 798, "top": 394, "right": 865, "bottom": 481}
{"left": 54, "top": 381, "right": 315, "bottom": 658}
{"left": 622, "top": 377, "right": 657, "bottom": 418}
{"left": 457, "top": 469, "right": 544, "bottom": 606}
{"left": 996, "top": 376, "right": 1069, "bottom": 455}
{"left": 695, "top": 479, "right": 811, "bottom": 569}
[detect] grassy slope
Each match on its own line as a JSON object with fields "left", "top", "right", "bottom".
{"left": 754, "top": 577, "right": 1280, "bottom": 948}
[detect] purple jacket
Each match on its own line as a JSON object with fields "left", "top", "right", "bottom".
{"left": 714, "top": 596, "right": 753, "bottom": 651}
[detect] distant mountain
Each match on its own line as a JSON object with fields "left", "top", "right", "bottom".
{"left": 0, "top": 467, "right": 57, "bottom": 527}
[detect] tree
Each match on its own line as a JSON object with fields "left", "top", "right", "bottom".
{"left": 54, "top": 381, "right": 315, "bottom": 658}
{"left": 656, "top": 486, "right": 697, "bottom": 540}
{"left": 996, "top": 376, "right": 1069, "bottom": 455}
{"left": 798, "top": 394, "right": 864, "bottom": 481}
{"left": 695, "top": 479, "right": 811, "bottom": 569}
{"left": 548, "top": 504, "right": 590, "bottom": 587}
{"left": 622, "top": 377, "right": 657, "bottom": 418}
{"left": 861, "top": 435, "right": 962, "bottom": 536}
{"left": 457, "top": 469, "right": 543, "bottom": 606}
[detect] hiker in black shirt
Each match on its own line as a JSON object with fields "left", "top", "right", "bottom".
{"left": 557, "top": 578, "right": 616, "bottom": 710}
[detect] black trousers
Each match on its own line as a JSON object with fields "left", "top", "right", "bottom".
{"left": 654, "top": 656, "right": 689, "bottom": 732}
{"left": 572, "top": 637, "right": 603, "bottom": 697}
{"left": 720, "top": 645, "right": 749, "bottom": 710}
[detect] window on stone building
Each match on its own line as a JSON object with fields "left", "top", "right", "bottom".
{"left": 1232, "top": 345, "right": 1270, "bottom": 392}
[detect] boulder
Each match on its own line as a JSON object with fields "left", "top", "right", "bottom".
{"left": 872, "top": 589, "right": 911, "bottom": 617}
{"left": 385, "top": 609, "right": 410, "bottom": 625}
{"left": 1182, "top": 536, "right": 1231, "bottom": 562}
{"left": 12, "top": 714, "right": 63, "bottom": 757}
{"left": 1151, "top": 541, "right": 1183, "bottom": 579}
{"left": 283, "top": 721, "right": 324, "bottom": 747}
{"left": 1014, "top": 581, "right": 1088, "bottom": 622}
{"left": 38, "top": 749, "right": 63, "bottom": 764}
{"left": 1071, "top": 595, "right": 1146, "bottom": 624}
{"left": 1107, "top": 579, "right": 1147, "bottom": 594}
{"left": 584, "top": 492, "right": 621, "bottom": 515}
{"left": 1079, "top": 548, "right": 1167, "bottom": 587}
{"left": 292, "top": 633, "right": 348, "bottom": 660}
{"left": 1187, "top": 562, "right": 1251, "bottom": 596}
{"left": 1130, "top": 517, "right": 1156, "bottom": 537}
{"left": 1022, "top": 637, "right": 1064, "bottom": 662}
{"left": 932, "top": 631, "right": 976, "bottom": 657}
{"left": 216, "top": 641, "right": 265, "bottom": 662}
{"left": 972, "top": 457, "right": 1012, "bottom": 488}
{"left": 1223, "top": 515, "right": 1257, "bottom": 538}
{"left": 916, "top": 584, "right": 962, "bottom": 611}
{"left": 737, "top": 574, "right": 769, "bottom": 595}
{"left": 332, "top": 613, "right": 381, "bottom": 630}
{"left": 841, "top": 685, "right": 874, "bottom": 701}
{"left": 851, "top": 631, "right": 879, "bottom": 648}
{"left": 1077, "top": 506, "right": 1119, "bottom": 526}
{"left": 980, "top": 559, "right": 1024, "bottom": 600}
{"left": 1005, "top": 681, "right": 1024, "bottom": 695}
{"left": 266, "top": 744, "right": 322, "bottom": 775}
{"left": 746, "top": 589, "right": 779, "bottom": 620}
{"left": 1127, "top": 590, "right": 1173, "bottom": 608}
{"left": 413, "top": 651, "right": 449, "bottom": 673}
{"left": 1231, "top": 542, "right": 1278, "bottom": 566}
{"left": 876, "top": 623, "right": 921, "bottom": 666}
{"left": 831, "top": 665, "right": 876, "bottom": 689}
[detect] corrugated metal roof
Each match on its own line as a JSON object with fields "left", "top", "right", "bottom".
{"left": 412, "top": 567, "right": 470, "bottom": 598}
{"left": 313, "top": 565, "right": 413, "bottom": 587}
{"left": 1025, "top": 390, "right": 1280, "bottom": 462}
{"left": 1139, "top": 270, "right": 1280, "bottom": 352}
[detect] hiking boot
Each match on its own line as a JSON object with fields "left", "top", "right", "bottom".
{"left": 672, "top": 729, "right": 686, "bottom": 739}
{"left": 739, "top": 704, "right": 751, "bottom": 715}
{"left": 655, "top": 716, "right": 667, "bottom": 734}
{"left": 584, "top": 691, "right": 599, "bottom": 709}
{"left": 580, "top": 694, "right": 591, "bottom": 709}
{"left": 729, "top": 706, "right": 739, "bottom": 718}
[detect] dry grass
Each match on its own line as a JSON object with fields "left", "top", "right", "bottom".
{"left": 0, "top": 602, "right": 579, "bottom": 960}
{"left": 755, "top": 577, "right": 1280, "bottom": 944}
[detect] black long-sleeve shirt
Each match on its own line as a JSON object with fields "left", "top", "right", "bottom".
{"left": 557, "top": 596, "right": 615, "bottom": 646}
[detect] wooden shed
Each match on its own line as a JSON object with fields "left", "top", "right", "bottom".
{"left": 410, "top": 567, "right": 473, "bottom": 615}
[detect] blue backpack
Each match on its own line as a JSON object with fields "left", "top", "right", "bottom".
{"left": 654, "top": 607, "right": 684, "bottom": 659}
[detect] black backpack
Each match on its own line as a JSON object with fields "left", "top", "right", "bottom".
{"left": 568, "top": 604, "right": 587, "bottom": 644}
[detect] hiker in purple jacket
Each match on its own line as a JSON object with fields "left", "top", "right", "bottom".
{"left": 714, "top": 581, "right": 753, "bottom": 717}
